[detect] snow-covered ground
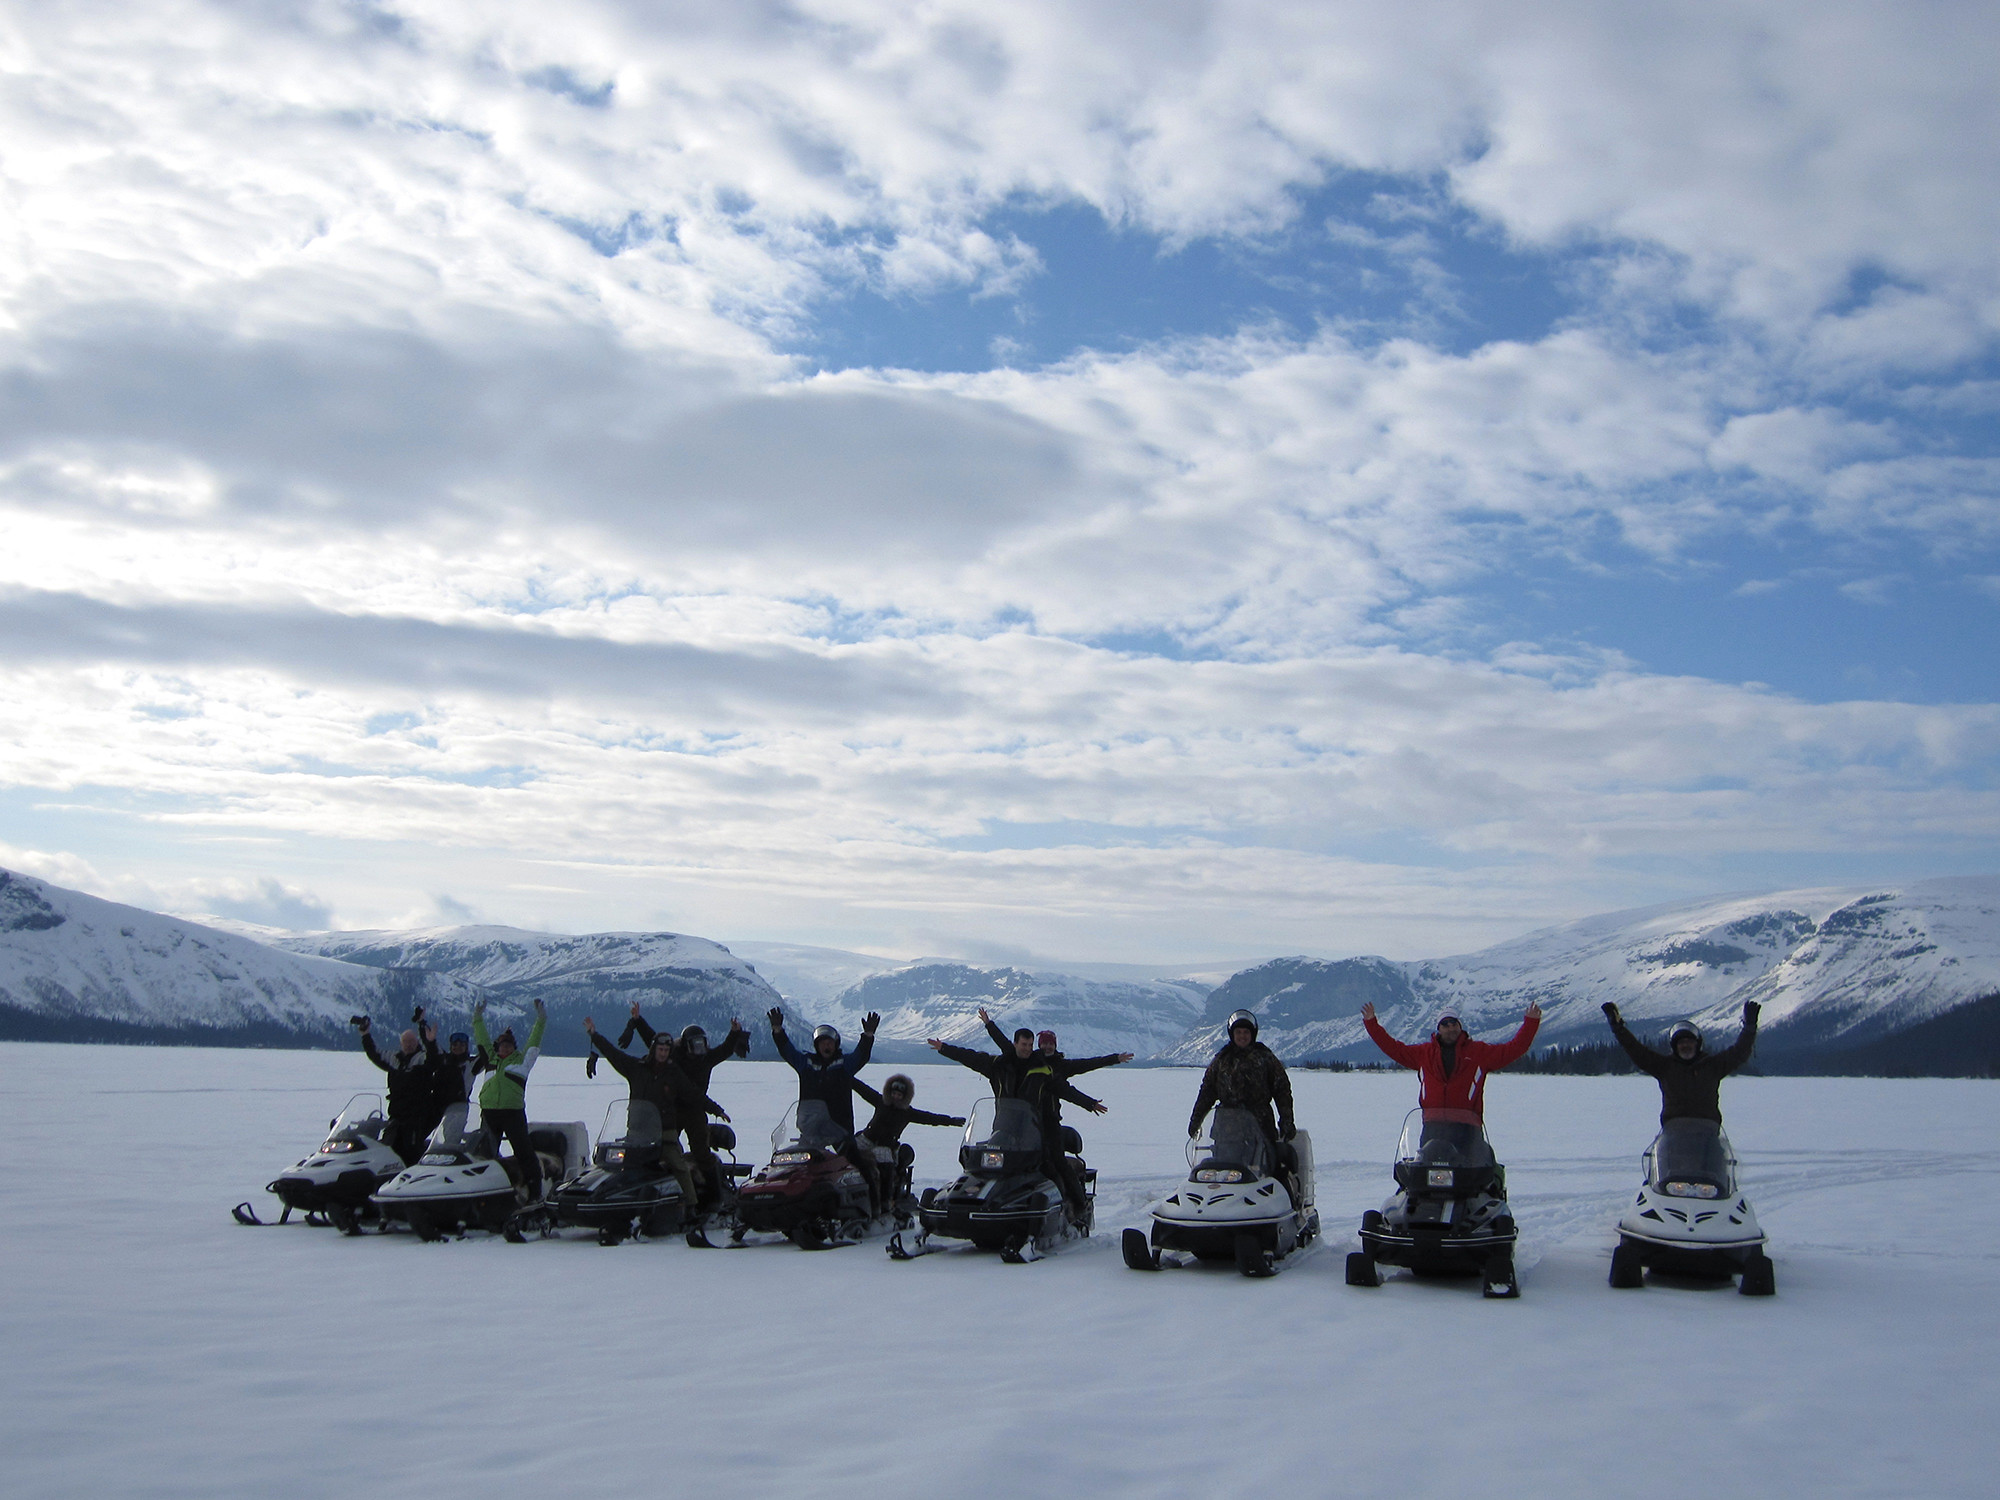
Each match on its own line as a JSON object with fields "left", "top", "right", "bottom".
{"left": 2, "top": 1044, "right": 1993, "bottom": 1499}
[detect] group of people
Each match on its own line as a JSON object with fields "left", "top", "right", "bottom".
{"left": 356, "top": 999, "right": 549, "bottom": 1191}
{"left": 359, "top": 985, "right": 1762, "bottom": 1218}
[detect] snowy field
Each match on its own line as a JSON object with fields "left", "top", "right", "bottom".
{"left": 2, "top": 1044, "right": 1995, "bottom": 1499}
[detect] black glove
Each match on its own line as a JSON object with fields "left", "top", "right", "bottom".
{"left": 1280, "top": 1122, "right": 1296, "bottom": 1141}
{"left": 1187, "top": 1118, "right": 1202, "bottom": 1139}
{"left": 863, "top": 1011, "right": 880, "bottom": 1035}
{"left": 349, "top": 1015, "right": 368, "bottom": 1029}
{"left": 767, "top": 1007, "right": 784, "bottom": 1028}
{"left": 1601, "top": 1002, "right": 1620, "bottom": 1024}
{"left": 1744, "top": 1001, "right": 1761, "bottom": 1023}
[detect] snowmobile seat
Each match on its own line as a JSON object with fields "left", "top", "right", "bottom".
{"left": 1275, "top": 1139, "right": 1300, "bottom": 1176}
{"left": 527, "top": 1128, "right": 571, "bottom": 1159}
{"left": 708, "top": 1123, "right": 737, "bottom": 1151}
{"left": 1059, "top": 1125, "right": 1083, "bottom": 1155}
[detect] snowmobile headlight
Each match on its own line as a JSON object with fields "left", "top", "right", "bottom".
{"left": 1427, "top": 1168, "right": 1455, "bottom": 1187}
{"left": 602, "top": 1148, "right": 625, "bottom": 1165}
{"left": 1662, "top": 1181, "right": 1719, "bottom": 1199}
{"left": 772, "top": 1151, "right": 813, "bottom": 1165}
{"left": 1193, "top": 1168, "right": 1245, "bottom": 1183}
{"left": 320, "top": 1139, "right": 362, "bottom": 1154}
{"left": 980, "top": 1151, "right": 1007, "bottom": 1170}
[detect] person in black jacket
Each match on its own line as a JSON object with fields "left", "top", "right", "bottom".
{"left": 583, "top": 1017, "right": 723, "bottom": 1210}
{"left": 358, "top": 1014, "right": 441, "bottom": 1164}
{"left": 768, "top": 1008, "right": 878, "bottom": 1137}
{"left": 430, "top": 1024, "right": 487, "bottom": 1132}
{"left": 849, "top": 1074, "right": 965, "bottom": 1218}
{"left": 927, "top": 1025, "right": 1106, "bottom": 1217}
{"left": 617, "top": 1007, "right": 750, "bottom": 1199}
{"left": 1603, "top": 1000, "right": 1760, "bottom": 1183}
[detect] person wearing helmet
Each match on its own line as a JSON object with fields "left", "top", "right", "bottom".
{"left": 1602, "top": 1000, "right": 1760, "bottom": 1181}
{"left": 356, "top": 1008, "right": 444, "bottom": 1164}
{"left": 470, "top": 998, "right": 549, "bottom": 1200}
{"left": 616, "top": 1006, "right": 751, "bottom": 1203}
{"left": 582, "top": 1016, "right": 721, "bottom": 1211}
{"left": 847, "top": 1074, "right": 966, "bottom": 1219}
{"left": 927, "top": 1015, "right": 1108, "bottom": 1219}
{"left": 429, "top": 1022, "right": 488, "bottom": 1143}
{"left": 1361, "top": 1000, "right": 1540, "bottom": 1157}
{"left": 767, "top": 1008, "right": 879, "bottom": 1137}
{"left": 1188, "top": 1009, "right": 1296, "bottom": 1151}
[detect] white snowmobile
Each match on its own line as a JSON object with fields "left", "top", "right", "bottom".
{"left": 233, "top": 1093, "right": 408, "bottom": 1230}
{"left": 1124, "top": 1105, "right": 1318, "bottom": 1277}
{"left": 371, "top": 1105, "right": 589, "bottom": 1242}
{"left": 1347, "top": 1109, "right": 1520, "bottom": 1298}
{"left": 1611, "top": 1120, "right": 1773, "bottom": 1294}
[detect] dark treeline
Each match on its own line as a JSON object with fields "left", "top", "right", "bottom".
{"left": 1511, "top": 1042, "right": 1641, "bottom": 1076}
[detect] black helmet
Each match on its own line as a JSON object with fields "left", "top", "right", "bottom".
{"left": 1226, "top": 1008, "right": 1258, "bottom": 1038}
{"left": 811, "top": 1024, "right": 841, "bottom": 1050}
{"left": 885, "top": 1073, "right": 915, "bottom": 1100}
{"left": 1667, "top": 1021, "right": 1704, "bottom": 1056}
{"left": 679, "top": 1025, "right": 708, "bottom": 1053}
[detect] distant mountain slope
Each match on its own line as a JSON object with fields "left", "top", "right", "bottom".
{"left": 813, "top": 961, "right": 1209, "bottom": 1063}
{"left": 274, "top": 926, "right": 789, "bottom": 1056}
{"left": 1162, "top": 878, "right": 2000, "bottom": 1065}
{"left": 719, "top": 941, "right": 906, "bottom": 1004}
{"left": 0, "top": 870, "right": 483, "bottom": 1045}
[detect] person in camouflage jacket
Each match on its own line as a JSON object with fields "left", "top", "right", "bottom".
{"left": 1188, "top": 1010, "right": 1296, "bottom": 1145}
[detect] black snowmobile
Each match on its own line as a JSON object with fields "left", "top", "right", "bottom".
{"left": 891, "top": 1097, "right": 1094, "bottom": 1263}
{"left": 552, "top": 1100, "right": 745, "bottom": 1245}
{"left": 1347, "top": 1109, "right": 1520, "bottom": 1298}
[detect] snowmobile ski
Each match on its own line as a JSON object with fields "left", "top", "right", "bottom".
{"left": 1122, "top": 1227, "right": 1162, "bottom": 1270}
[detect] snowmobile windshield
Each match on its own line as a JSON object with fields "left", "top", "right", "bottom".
{"left": 963, "top": 1096, "right": 1042, "bottom": 1154}
{"left": 774, "top": 1099, "right": 847, "bottom": 1154}
{"left": 325, "top": 1094, "right": 387, "bottom": 1147}
{"left": 1189, "top": 1106, "right": 1271, "bottom": 1175}
{"left": 1396, "top": 1110, "right": 1494, "bottom": 1169}
{"left": 1644, "top": 1119, "right": 1737, "bottom": 1197}
{"left": 425, "top": 1103, "right": 485, "bottom": 1156}
{"left": 602, "top": 1100, "right": 664, "bottom": 1150}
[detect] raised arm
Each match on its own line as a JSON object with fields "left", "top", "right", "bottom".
{"left": 1477, "top": 1006, "right": 1540, "bottom": 1070}
{"left": 935, "top": 1042, "right": 999, "bottom": 1080}
{"left": 850, "top": 1078, "right": 885, "bottom": 1110}
{"left": 619, "top": 1005, "right": 653, "bottom": 1050}
{"left": 1361, "top": 1008, "right": 1423, "bottom": 1070}
{"left": 1602, "top": 1004, "right": 1668, "bottom": 1079}
{"left": 1709, "top": 1002, "right": 1761, "bottom": 1076}
{"left": 981, "top": 1010, "right": 1011, "bottom": 1051}
{"left": 586, "top": 1026, "right": 639, "bottom": 1081}
{"left": 769, "top": 1011, "right": 806, "bottom": 1073}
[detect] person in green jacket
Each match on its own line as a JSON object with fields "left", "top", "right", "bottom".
{"left": 471, "top": 998, "right": 548, "bottom": 1199}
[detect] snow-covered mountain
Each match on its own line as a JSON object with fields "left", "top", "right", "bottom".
{"left": 809, "top": 961, "right": 1210, "bottom": 1063}
{"left": 0, "top": 869, "right": 483, "bottom": 1043}
{"left": 1163, "top": 877, "right": 2000, "bottom": 1063}
{"left": 272, "top": 926, "right": 789, "bottom": 1053}
{"left": 720, "top": 941, "right": 907, "bottom": 1004}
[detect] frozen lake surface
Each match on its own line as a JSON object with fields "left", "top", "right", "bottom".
{"left": 2, "top": 1043, "right": 1994, "bottom": 1498}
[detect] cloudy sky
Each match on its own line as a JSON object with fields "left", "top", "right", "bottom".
{"left": 1, "top": 1, "right": 1995, "bottom": 963}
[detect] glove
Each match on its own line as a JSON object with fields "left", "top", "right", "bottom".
{"left": 533, "top": 998, "right": 546, "bottom": 1015}
{"left": 411, "top": 1005, "right": 424, "bottom": 1023}
{"left": 1744, "top": 1001, "right": 1761, "bottom": 1023}
{"left": 585, "top": 1054, "right": 597, "bottom": 1080}
{"left": 767, "top": 1007, "right": 784, "bottom": 1027}
{"left": 1601, "top": 1002, "right": 1620, "bottom": 1024}
{"left": 353, "top": 1015, "right": 370, "bottom": 1031}
{"left": 949, "top": 1116, "right": 966, "bottom": 1127}
{"left": 863, "top": 1011, "right": 880, "bottom": 1035}
{"left": 1280, "top": 1122, "right": 1297, "bottom": 1141}
{"left": 1187, "top": 1118, "right": 1202, "bottom": 1139}
{"left": 473, "top": 999, "right": 485, "bottom": 1017}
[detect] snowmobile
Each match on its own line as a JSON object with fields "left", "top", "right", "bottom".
{"left": 890, "top": 1097, "right": 1095, "bottom": 1263}
{"left": 232, "top": 1093, "right": 407, "bottom": 1230}
{"left": 1610, "top": 1121, "right": 1773, "bottom": 1295}
{"left": 553, "top": 1100, "right": 746, "bottom": 1245}
{"left": 1346, "top": 1109, "right": 1520, "bottom": 1298}
{"left": 690, "top": 1100, "right": 873, "bottom": 1249}
{"left": 1123, "top": 1106, "right": 1318, "bottom": 1277}
{"left": 371, "top": 1105, "right": 589, "bottom": 1243}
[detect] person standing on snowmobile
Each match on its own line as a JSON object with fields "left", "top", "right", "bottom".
{"left": 471, "top": 998, "right": 549, "bottom": 1200}
{"left": 582, "top": 1017, "right": 719, "bottom": 1210}
{"left": 768, "top": 1008, "right": 878, "bottom": 1138}
{"left": 1602, "top": 1001, "right": 1760, "bottom": 1182}
{"left": 1189, "top": 1009, "right": 1296, "bottom": 1149}
{"left": 927, "top": 1023, "right": 1106, "bottom": 1218}
{"left": 431, "top": 1025, "right": 487, "bottom": 1140}
{"left": 848, "top": 1074, "right": 965, "bottom": 1218}
{"left": 357, "top": 1013, "right": 442, "bottom": 1165}
{"left": 619, "top": 1005, "right": 750, "bottom": 1202}
{"left": 1361, "top": 1001, "right": 1541, "bottom": 1157}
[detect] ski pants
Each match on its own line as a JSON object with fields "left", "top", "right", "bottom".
{"left": 482, "top": 1108, "right": 541, "bottom": 1197}
{"left": 654, "top": 1133, "right": 699, "bottom": 1211}
{"left": 1042, "top": 1145, "right": 1087, "bottom": 1217}
{"left": 682, "top": 1119, "right": 721, "bottom": 1207}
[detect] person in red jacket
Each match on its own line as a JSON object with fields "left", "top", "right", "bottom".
{"left": 1361, "top": 1001, "right": 1542, "bottom": 1158}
